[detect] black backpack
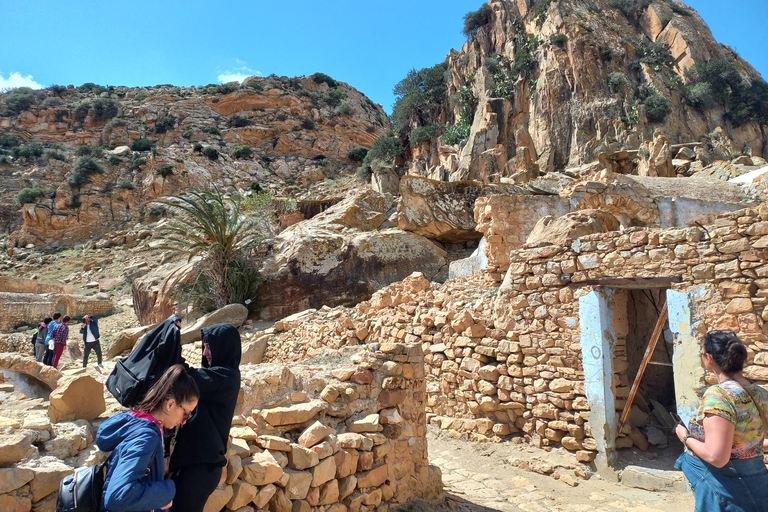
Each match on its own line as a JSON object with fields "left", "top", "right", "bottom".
{"left": 56, "top": 446, "right": 157, "bottom": 512}
{"left": 31, "top": 330, "right": 38, "bottom": 347}
{"left": 105, "top": 314, "right": 183, "bottom": 407}
{"left": 55, "top": 460, "right": 107, "bottom": 512}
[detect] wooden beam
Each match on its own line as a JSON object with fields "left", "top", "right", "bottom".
{"left": 584, "top": 277, "right": 682, "bottom": 286}
{"left": 618, "top": 302, "right": 669, "bottom": 432}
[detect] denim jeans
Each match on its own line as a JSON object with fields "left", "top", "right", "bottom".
{"left": 675, "top": 451, "right": 768, "bottom": 511}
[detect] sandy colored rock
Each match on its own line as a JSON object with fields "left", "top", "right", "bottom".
{"left": 203, "top": 485, "right": 234, "bottom": 512}
{"left": 311, "top": 456, "right": 336, "bottom": 487}
{"left": 48, "top": 374, "right": 106, "bottom": 423}
{"left": 180, "top": 304, "right": 248, "bottom": 344}
{"left": 298, "top": 421, "right": 335, "bottom": 448}
{"left": 263, "top": 401, "right": 327, "bottom": 426}
{"left": 289, "top": 444, "right": 320, "bottom": 470}
{"left": 228, "top": 481, "right": 259, "bottom": 510}
{"left": 0, "top": 433, "right": 33, "bottom": 467}
{"left": 283, "top": 468, "right": 313, "bottom": 500}
{"left": 0, "top": 468, "right": 34, "bottom": 494}
{"left": 241, "top": 454, "right": 284, "bottom": 486}
{"left": 106, "top": 324, "right": 154, "bottom": 358}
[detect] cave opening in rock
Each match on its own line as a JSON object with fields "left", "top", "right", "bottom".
{"left": 0, "top": 370, "right": 52, "bottom": 400}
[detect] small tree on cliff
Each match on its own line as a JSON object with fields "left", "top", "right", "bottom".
{"left": 153, "top": 185, "right": 267, "bottom": 310}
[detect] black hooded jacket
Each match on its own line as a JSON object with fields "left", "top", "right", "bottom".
{"left": 170, "top": 323, "right": 241, "bottom": 470}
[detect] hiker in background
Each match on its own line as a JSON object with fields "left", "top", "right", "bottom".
{"left": 34, "top": 317, "right": 51, "bottom": 362}
{"left": 675, "top": 330, "right": 768, "bottom": 511}
{"left": 80, "top": 314, "right": 103, "bottom": 368}
{"left": 49, "top": 315, "right": 70, "bottom": 369}
{"left": 169, "top": 324, "right": 241, "bottom": 512}
{"left": 97, "top": 364, "right": 199, "bottom": 512}
{"left": 43, "top": 312, "right": 61, "bottom": 366}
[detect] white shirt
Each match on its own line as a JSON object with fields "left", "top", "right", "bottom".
{"left": 85, "top": 323, "right": 97, "bottom": 343}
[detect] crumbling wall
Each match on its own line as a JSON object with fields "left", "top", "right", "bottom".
{"left": 0, "top": 293, "right": 114, "bottom": 331}
{"left": 0, "top": 343, "right": 440, "bottom": 512}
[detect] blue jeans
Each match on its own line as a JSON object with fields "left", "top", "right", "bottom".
{"left": 675, "top": 451, "right": 768, "bottom": 511}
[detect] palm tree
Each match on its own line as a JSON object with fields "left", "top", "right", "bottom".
{"left": 153, "top": 185, "right": 266, "bottom": 309}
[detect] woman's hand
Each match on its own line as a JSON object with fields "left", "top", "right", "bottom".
{"left": 161, "top": 501, "right": 173, "bottom": 510}
{"left": 675, "top": 423, "right": 689, "bottom": 443}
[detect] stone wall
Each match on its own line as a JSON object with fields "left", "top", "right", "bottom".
{"left": 0, "top": 277, "right": 73, "bottom": 295}
{"left": 0, "top": 343, "right": 440, "bottom": 512}
{"left": 0, "top": 293, "right": 114, "bottom": 331}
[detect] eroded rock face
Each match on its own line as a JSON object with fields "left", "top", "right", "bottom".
{"left": 131, "top": 259, "right": 199, "bottom": 326}
{"left": 525, "top": 210, "right": 621, "bottom": 248}
{"left": 397, "top": 175, "right": 522, "bottom": 243}
{"left": 257, "top": 190, "right": 447, "bottom": 320}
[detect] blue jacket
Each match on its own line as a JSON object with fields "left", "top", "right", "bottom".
{"left": 44, "top": 320, "right": 59, "bottom": 344}
{"left": 80, "top": 317, "right": 100, "bottom": 343}
{"left": 96, "top": 411, "right": 174, "bottom": 512}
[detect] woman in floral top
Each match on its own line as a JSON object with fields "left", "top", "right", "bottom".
{"left": 675, "top": 330, "right": 768, "bottom": 511}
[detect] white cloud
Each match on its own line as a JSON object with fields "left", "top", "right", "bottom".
{"left": 0, "top": 72, "right": 43, "bottom": 92}
{"left": 217, "top": 61, "right": 261, "bottom": 84}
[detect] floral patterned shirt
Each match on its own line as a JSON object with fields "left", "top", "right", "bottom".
{"left": 687, "top": 380, "right": 768, "bottom": 459}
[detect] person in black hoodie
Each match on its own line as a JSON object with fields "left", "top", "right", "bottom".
{"left": 169, "top": 323, "right": 241, "bottom": 512}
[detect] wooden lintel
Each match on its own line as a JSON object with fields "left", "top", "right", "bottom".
{"left": 584, "top": 276, "right": 682, "bottom": 286}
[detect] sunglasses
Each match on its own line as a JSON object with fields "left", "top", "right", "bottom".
{"left": 179, "top": 403, "right": 194, "bottom": 422}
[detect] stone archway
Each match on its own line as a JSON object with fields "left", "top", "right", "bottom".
{"left": 52, "top": 295, "right": 76, "bottom": 316}
{"left": 0, "top": 353, "right": 61, "bottom": 389}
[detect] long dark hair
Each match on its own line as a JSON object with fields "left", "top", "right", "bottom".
{"left": 133, "top": 364, "right": 199, "bottom": 413}
{"left": 704, "top": 330, "right": 748, "bottom": 375}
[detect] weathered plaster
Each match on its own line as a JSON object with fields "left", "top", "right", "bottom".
{"left": 579, "top": 289, "right": 617, "bottom": 466}
{"left": 668, "top": 289, "right": 705, "bottom": 424}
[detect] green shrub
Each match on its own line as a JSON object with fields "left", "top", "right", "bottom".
{"left": 312, "top": 73, "right": 339, "bottom": 88}
{"left": 463, "top": 4, "right": 493, "bottom": 38}
{"left": 203, "top": 146, "right": 219, "bottom": 160}
{"left": 182, "top": 129, "right": 194, "bottom": 138}
{"left": 638, "top": 146, "right": 651, "bottom": 158}
{"left": 686, "top": 82, "right": 715, "bottom": 109}
{"left": 99, "top": 143, "right": 114, "bottom": 151}
{"left": 409, "top": 123, "right": 443, "bottom": 145}
{"left": 355, "top": 166, "right": 372, "bottom": 182}
{"left": 444, "top": 122, "right": 471, "bottom": 145}
{"left": 347, "top": 148, "right": 369, "bottom": 162}
{"left": 301, "top": 118, "right": 316, "bottom": 130}
{"left": 231, "top": 145, "right": 253, "bottom": 159}
{"left": 247, "top": 82, "right": 264, "bottom": 91}
{"left": 392, "top": 62, "right": 448, "bottom": 136}
{"left": 40, "top": 97, "right": 63, "bottom": 108}
{"left": 154, "top": 116, "right": 176, "bottom": 134}
{"left": 43, "top": 149, "right": 65, "bottom": 161}
{"left": 334, "top": 102, "right": 353, "bottom": 116}
{"left": 635, "top": 39, "right": 673, "bottom": 68}
{"left": 202, "top": 125, "right": 220, "bottom": 135}
{"left": 550, "top": 34, "right": 568, "bottom": 47}
{"left": 67, "top": 156, "right": 104, "bottom": 188}
{"left": 4, "top": 88, "right": 37, "bottom": 113}
{"left": 610, "top": 0, "right": 652, "bottom": 17}
{"left": 131, "top": 138, "right": 153, "bottom": 151}
{"left": 248, "top": 181, "right": 262, "bottom": 191}
{"left": 134, "top": 92, "right": 149, "bottom": 101}
{"left": 155, "top": 165, "right": 174, "bottom": 178}
{"left": 608, "top": 72, "right": 628, "bottom": 93}
{"left": 131, "top": 157, "right": 146, "bottom": 170}
{"left": 601, "top": 47, "right": 616, "bottom": 61}
{"left": 533, "top": 0, "right": 552, "bottom": 19}
{"left": 365, "top": 135, "right": 403, "bottom": 164}
{"left": 117, "top": 180, "right": 136, "bottom": 190}
{"left": 0, "top": 156, "right": 11, "bottom": 165}
{"left": 148, "top": 205, "right": 166, "bottom": 218}
{"left": 76, "top": 145, "right": 93, "bottom": 156}
{"left": 79, "top": 82, "right": 99, "bottom": 92}
{"left": 48, "top": 84, "right": 67, "bottom": 95}
{"left": 668, "top": 1, "right": 691, "bottom": 15}
{"left": 659, "top": 11, "right": 673, "bottom": 27}
{"left": 108, "top": 155, "right": 121, "bottom": 165}
{"left": 90, "top": 98, "right": 118, "bottom": 120}
{"left": 193, "top": 142, "right": 203, "bottom": 152}
{"left": 643, "top": 94, "right": 672, "bottom": 123}
{"left": 67, "top": 194, "right": 82, "bottom": 209}
{"left": 104, "top": 118, "right": 127, "bottom": 132}
{"left": 229, "top": 115, "right": 250, "bottom": 127}
{"left": 16, "top": 186, "right": 45, "bottom": 204}
{"left": 323, "top": 89, "right": 347, "bottom": 107}
{"left": 0, "top": 135, "right": 20, "bottom": 147}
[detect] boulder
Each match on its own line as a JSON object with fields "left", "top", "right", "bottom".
{"left": 48, "top": 375, "right": 106, "bottom": 422}
{"left": 0, "top": 354, "right": 60, "bottom": 389}
{"left": 240, "top": 337, "right": 268, "bottom": 365}
{"left": 0, "top": 433, "right": 33, "bottom": 467}
{"left": 258, "top": 192, "right": 447, "bottom": 319}
{"left": 107, "top": 324, "right": 155, "bottom": 358}
{"left": 398, "top": 176, "right": 520, "bottom": 242}
{"left": 180, "top": 304, "right": 248, "bottom": 345}
{"left": 524, "top": 210, "right": 621, "bottom": 248}
{"left": 17, "top": 457, "right": 73, "bottom": 502}
{"left": 131, "top": 259, "right": 199, "bottom": 326}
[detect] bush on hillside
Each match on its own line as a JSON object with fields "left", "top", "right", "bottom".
{"left": 155, "top": 116, "right": 176, "bottom": 134}
{"left": 643, "top": 94, "right": 672, "bottom": 123}
{"left": 347, "top": 148, "right": 368, "bottom": 162}
{"left": 550, "top": 34, "right": 568, "bottom": 47}
{"left": 203, "top": 146, "right": 219, "bottom": 160}
{"left": 0, "top": 135, "right": 19, "bottom": 148}
{"left": 231, "top": 145, "right": 253, "bottom": 159}
{"left": 4, "top": 88, "right": 38, "bottom": 113}
{"left": 17, "top": 186, "right": 45, "bottom": 205}
{"left": 67, "top": 156, "right": 104, "bottom": 188}
{"left": 155, "top": 165, "right": 174, "bottom": 178}
{"left": 323, "top": 89, "right": 347, "bottom": 107}
{"left": 463, "top": 4, "right": 493, "bottom": 38}
{"left": 608, "top": 72, "right": 629, "bottom": 93}
{"left": 392, "top": 62, "right": 448, "bottom": 137}
{"left": 312, "top": 73, "right": 339, "bottom": 88}
{"left": 229, "top": 115, "right": 250, "bottom": 127}
{"left": 131, "top": 138, "right": 153, "bottom": 151}
{"left": 202, "top": 125, "right": 220, "bottom": 135}
{"left": 409, "top": 123, "right": 443, "bottom": 146}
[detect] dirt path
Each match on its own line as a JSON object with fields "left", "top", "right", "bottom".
{"left": 426, "top": 426, "right": 694, "bottom": 512}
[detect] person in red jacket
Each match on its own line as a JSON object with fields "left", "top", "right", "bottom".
{"left": 50, "top": 315, "right": 70, "bottom": 369}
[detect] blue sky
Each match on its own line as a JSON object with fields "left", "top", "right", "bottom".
{"left": 0, "top": 1, "right": 765, "bottom": 113}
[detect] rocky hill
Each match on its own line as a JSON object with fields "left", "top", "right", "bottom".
{"left": 389, "top": 0, "right": 767, "bottom": 183}
{"left": 0, "top": 74, "right": 387, "bottom": 246}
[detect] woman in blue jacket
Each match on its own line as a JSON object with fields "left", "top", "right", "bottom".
{"left": 97, "top": 364, "right": 199, "bottom": 512}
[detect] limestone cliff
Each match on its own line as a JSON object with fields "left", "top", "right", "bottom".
{"left": 402, "top": 0, "right": 767, "bottom": 182}
{"left": 0, "top": 75, "right": 387, "bottom": 245}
